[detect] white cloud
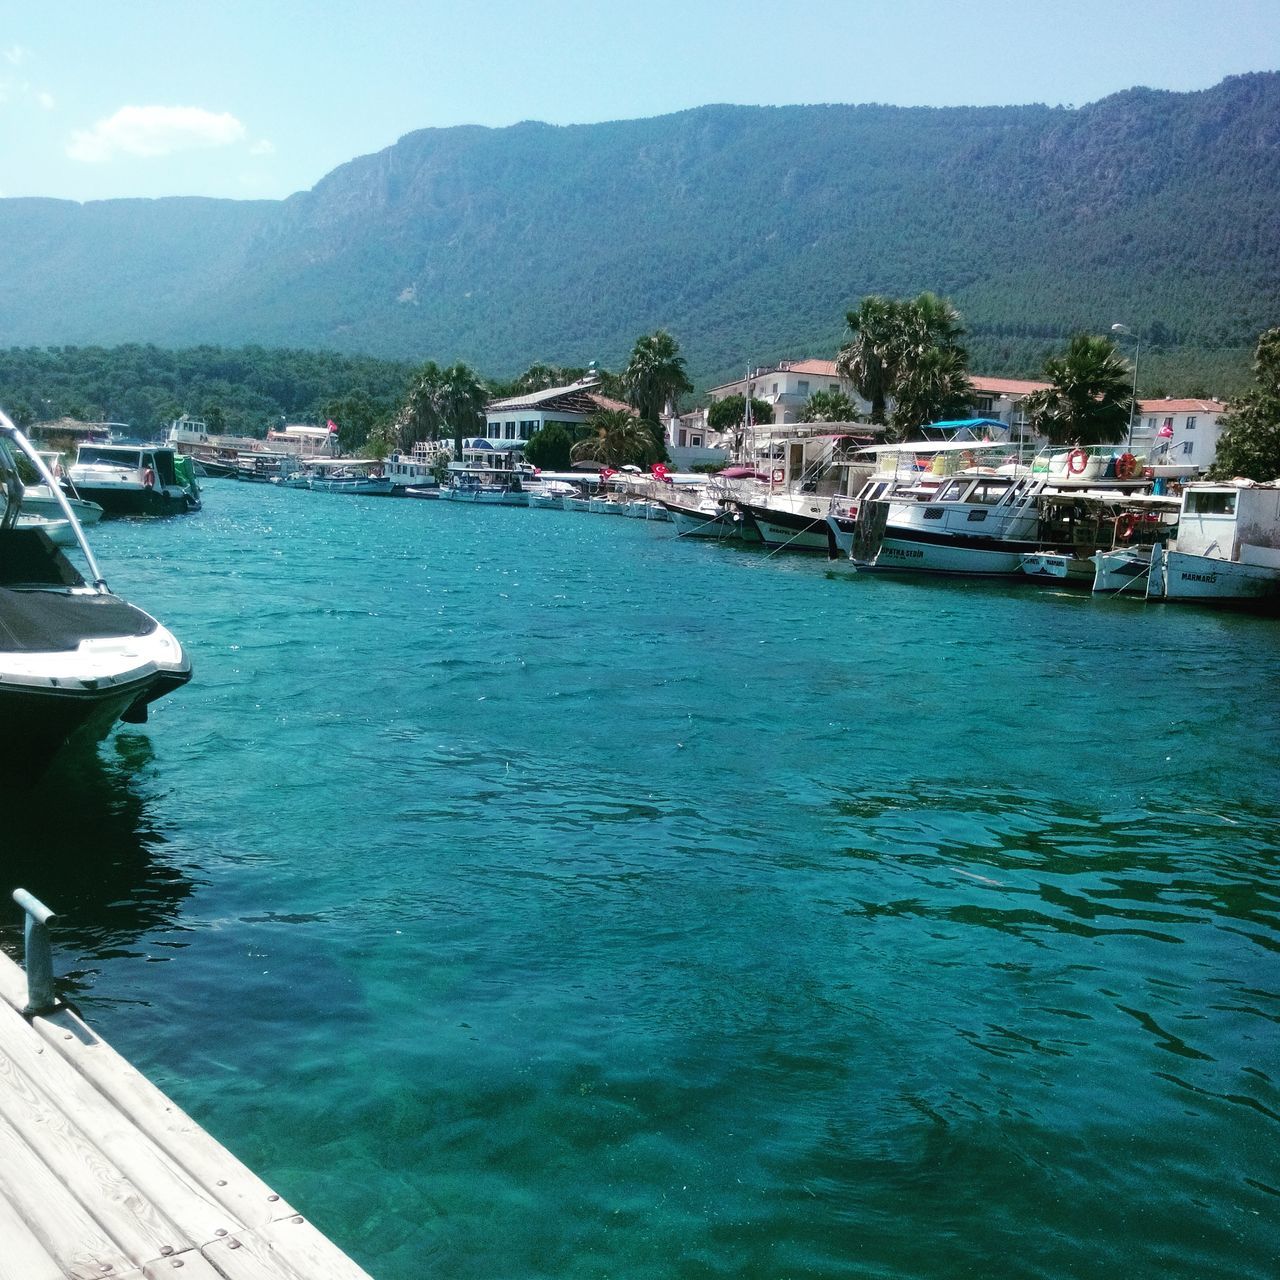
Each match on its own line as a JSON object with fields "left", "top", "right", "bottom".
{"left": 37, "top": 90, "right": 54, "bottom": 110}
{"left": 3, "top": 45, "right": 31, "bottom": 67}
{"left": 249, "top": 138, "right": 274, "bottom": 156}
{"left": 67, "top": 105, "right": 246, "bottom": 163}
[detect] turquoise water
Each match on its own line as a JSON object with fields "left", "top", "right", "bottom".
{"left": 5, "top": 479, "right": 1279, "bottom": 1279}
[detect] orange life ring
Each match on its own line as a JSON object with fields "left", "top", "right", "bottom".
{"left": 1067, "top": 448, "right": 1088, "bottom": 475}
{"left": 771, "top": 468, "right": 785, "bottom": 484}
{"left": 142, "top": 466, "right": 156, "bottom": 488}
{"left": 1115, "top": 452, "right": 1138, "bottom": 480}
{"left": 1116, "top": 512, "right": 1139, "bottom": 541}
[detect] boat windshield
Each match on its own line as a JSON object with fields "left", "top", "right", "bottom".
{"left": 77, "top": 446, "right": 143, "bottom": 467}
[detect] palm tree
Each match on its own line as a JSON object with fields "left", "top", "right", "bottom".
{"left": 622, "top": 331, "right": 693, "bottom": 423}
{"left": 836, "top": 296, "right": 906, "bottom": 425}
{"left": 1022, "top": 334, "right": 1135, "bottom": 446}
{"left": 437, "top": 362, "right": 488, "bottom": 457}
{"left": 890, "top": 346, "right": 975, "bottom": 439}
{"left": 800, "top": 389, "right": 858, "bottom": 423}
{"left": 570, "top": 408, "right": 661, "bottom": 469}
{"left": 400, "top": 361, "right": 444, "bottom": 448}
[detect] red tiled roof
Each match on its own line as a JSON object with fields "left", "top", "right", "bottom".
{"left": 1137, "top": 398, "right": 1226, "bottom": 414}
{"left": 783, "top": 358, "right": 841, "bottom": 377}
{"left": 971, "top": 375, "right": 1051, "bottom": 396}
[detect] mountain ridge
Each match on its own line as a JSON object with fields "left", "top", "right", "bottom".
{"left": 2, "top": 73, "right": 1276, "bottom": 391}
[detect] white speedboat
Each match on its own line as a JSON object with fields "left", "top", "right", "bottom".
{"left": 0, "top": 412, "right": 192, "bottom": 777}
{"left": 19, "top": 452, "right": 104, "bottom": 526}
{"left": 65, "top": 443, "right": 201, "bottom": 516}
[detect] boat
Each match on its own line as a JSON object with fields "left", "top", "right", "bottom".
{"left": 64, "top": 443, "right": 201, "bottom": 516}
{"left": 308, "top": 471, "right": 395, "bottom": 496}
{"left": 656, "top": 490, "right": 748, "bottom": 539}
{"left": 18, "top": 452, "right": 104, "bottom": 527}
{"left": 836, "top": 439, "right": 1161, "bottom": 577}
{"left": 0, "top": 411, "right": 192, "bottom": 777}
{"left": 1137, "top": 480, "right": 1280, "bottom": 608}
{"left": 526, "top": 479, "right": 578, "bottom": 509}
{"left": 384, "top": 452, "right": 441, "bottom": 494}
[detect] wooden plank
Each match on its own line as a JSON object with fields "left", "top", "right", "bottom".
{"left": 0, "top": 957, "right": 295, "bottom": 1228}
{"left": 0, "top": 1192, "right": 67, "bottom": 1280}
{"left": 0, "top": 996, "right": 249, "bottom": 1247}
{"left": 0, "top": 1105, "right": 132, "bottom": 1280}
{"left": 202, "top": 1218, "right": 374, "bottom": 1280}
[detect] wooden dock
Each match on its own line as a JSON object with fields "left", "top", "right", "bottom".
{"left": 0, "top": 896, "right": 374, "bottom": 1280}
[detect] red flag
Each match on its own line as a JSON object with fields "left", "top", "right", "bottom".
{"left": 327, "top": 419, "right": 339, "bottom": 434}
{"left": 1157, "top": 420, "right": 1173, "bottom": 438}
{"left": 599, "top": 467, "right": 616, "bottom": 481}
{"left": 650, "top": 462, "right": 669, "bottom": 480}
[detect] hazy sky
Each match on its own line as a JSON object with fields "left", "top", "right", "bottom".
{"left": 4, "top": 0, "right": 1278, "bottom": 203}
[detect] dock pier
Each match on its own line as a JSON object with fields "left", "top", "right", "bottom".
{"left": 0, "top": 890, "right": 374, "bottom": 1280}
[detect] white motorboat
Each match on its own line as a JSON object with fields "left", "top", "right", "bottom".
{"left": 65, "top": 442, "right": 201, "bottom": 516}
{"left": 0, "top": 412, "right": 192, "bottom": 777}
{"left": 18, "top": 452, "right": 104, "bottom": 527}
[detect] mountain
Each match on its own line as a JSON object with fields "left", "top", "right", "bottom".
{"left": 3, "top": 74, "right": 1278, "bottom": 390}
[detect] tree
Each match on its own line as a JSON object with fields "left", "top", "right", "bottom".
{"left": 800, "top": 389, "right": 858, "bottom": 423}
{"left": 622, "top": 331, "right": 693, "bottom": 422}
{"left": 525, "top": 423, "right": 574, "bottom": 470}
{"left": 1208, "top": 327, "right": 1280, "bottom": 481}
{"left": 365, "top": 420, "right": 398, "bottom": 462}
{"left": 837, "top": 292, "right": 971, "bottom": 431}
{"left": 437, "top": 362, "right": 488, "bottom": 456}
{"left": 891, "top": 346, "right": 975, "bottom": 439}
{"left": 707, "top": 394, "right": 774, "bottom": 432}
{"left": 399, "top": 360, "right": 488, "bottom": 455}
{"left": 836, "top": 295, "right": 905, "bottom": 425}
{"left": 1021, "top": 334, "right": 1135, "bottom": 446}
{"left": 570, "top": 408, "right": 661, "bottom": 469}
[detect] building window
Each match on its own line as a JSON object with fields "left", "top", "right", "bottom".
{"left": 797, "top": 380, "right": 810, "bottom": 395}
{"left": 772, "top": 382, "right": 778, "bottom": 395}
{"left": 678, "top": 429, "right": 687, "bottom": 447}
{"left": 1147, "top": 417, "right": 1156, "bottom": 430}
{"left": 691, "top": 435, "right": 702, "bottom": 447}
{"left": 829, "top": 384, "right": 839, "bottom": 393}
{"left": 1186, "top": 416, "right": 1197, "bottom": 431}
{"left": 505, "top": 423, "right": 516, "bottom": 440}
{"left": 1181, "top": 441, "right": 1194, "bottom": 457}
{"left": 976, "top": 396, "right": 994, "bottom": 413}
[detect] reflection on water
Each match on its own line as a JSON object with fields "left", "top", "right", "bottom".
{"left": 0, "top": 730, "right": 198, "bottom": 989}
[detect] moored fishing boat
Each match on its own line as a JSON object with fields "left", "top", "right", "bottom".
{"left": 0, "top": 412, "right": 192, "bottom": 776}
{"left": 1141, "top": 480, "right": 1280, "bottom": 608}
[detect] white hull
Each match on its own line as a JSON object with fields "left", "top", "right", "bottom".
{"left": 666, "top": 504, "right": 740, "bottom": 540}
{"left": 441, "top": 487, "right": 528, "bottom": 506}
{"left": 872, "top": 534, "right": 1035, "bottom": 577}
{"left": 1149, "top": 544, "right": 1280, "bottom": 604}
{"left": 1091, "top": 549, "right": 1154, "bottom": 594}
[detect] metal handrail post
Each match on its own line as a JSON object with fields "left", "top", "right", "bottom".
{"left": 12, "top": 889, "right": 58, "bottom": 1015}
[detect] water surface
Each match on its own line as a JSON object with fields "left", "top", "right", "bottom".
{"left": 6, "top": 480, "right": 1278, "bottom": 1279}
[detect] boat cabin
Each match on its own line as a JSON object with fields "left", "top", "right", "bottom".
{"left": 1176, "top": 483, "right": 1280, "bottom": 567}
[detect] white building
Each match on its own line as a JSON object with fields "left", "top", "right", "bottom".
{"left": 1132, "top": 398, "right": 1228, "bottom": 474}
{"left": 483, "top": 375, "right": 635, "bottom": 446}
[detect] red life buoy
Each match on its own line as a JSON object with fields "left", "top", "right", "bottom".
{"left": 772, "top": 468, "right": 785, "bottom": 484}
{"left": 142, "top": 466, "right": 156, "bottom": 488}
{"left": 1067, "top": 448, "right": 1088, "bottom": 475}
{"left": 1116, "top": 512, "right": 1139, "bottom": 541}
{"left": 1115, "top": 452, "right": 1138, "bottom": 480}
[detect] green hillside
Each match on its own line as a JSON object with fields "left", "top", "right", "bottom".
{"left": 1, "top": 74, "right": 1277, "bottom": 394}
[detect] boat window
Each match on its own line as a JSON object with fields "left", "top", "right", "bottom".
{"left": 937, "top": 480, "right": 968, "bottom": 502}
{"left": 969, "top": 479, "right": 1013, "bottom": 505}
{"left": 77, "top": 447, "right": 141, "bottom": 467}
{"left": 1185, "top": 491, "right": 1236, "bottom": 515}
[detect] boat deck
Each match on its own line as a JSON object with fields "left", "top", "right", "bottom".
{"left": 0, "top": 947, "right": 372, "bottom": 1280}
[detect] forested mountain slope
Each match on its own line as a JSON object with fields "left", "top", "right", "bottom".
{"left": 2, "top": 74, "right": 1276, "bottom": 390}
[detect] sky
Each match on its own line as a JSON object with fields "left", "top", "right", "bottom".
{"left": 3, "top": 0, "right": 1279, "bottom": 203}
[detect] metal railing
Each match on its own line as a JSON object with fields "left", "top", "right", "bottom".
{"left": 12, "top": 889, "right": 58, "bottom": 1016}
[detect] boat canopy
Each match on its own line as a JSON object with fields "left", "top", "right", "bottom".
{"left": 857, "top": 438, "right": 1012, "bottom": 456}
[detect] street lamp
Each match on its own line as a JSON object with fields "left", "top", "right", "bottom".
{"left": 1110, "top": 323, "right": 1140, "bottom": 450}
